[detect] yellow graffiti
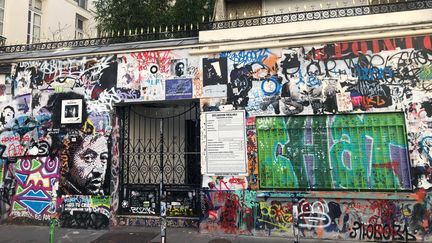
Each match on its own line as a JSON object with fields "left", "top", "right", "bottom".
{"left": 82, "top": 118, "right": 96, "bottom": 135}
{"left": 257, "top": 219, "right": 292, "bottom": 233}
{"left": 259, "top": 201, "right": 293, "bottom": 224}
{"left": 27, "top": 172, "right": 50, "bottom": 188}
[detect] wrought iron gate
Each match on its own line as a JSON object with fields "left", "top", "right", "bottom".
{"left": 117, "top": 100, "right": 201, "bottom": 217}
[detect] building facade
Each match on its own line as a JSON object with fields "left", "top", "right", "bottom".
{"left": 0, "top": 0, "right": 431, "bottom": 242}
{"left": 0, "top": 0, "right": 97, "bottom": 45}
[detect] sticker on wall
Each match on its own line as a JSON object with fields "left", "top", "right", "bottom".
{"left": 336, "top": 92, "right": 353, "bottom": 112}
{"left": 202, "top": 58, "right": 228, "bottom": 97}
{"left": 61, "top": 99, "right": 83, "bottom": 124}
{"left": 165, "top": 78, "right": 193, "bottom": 100}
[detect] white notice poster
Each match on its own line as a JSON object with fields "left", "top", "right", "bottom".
{"left": 205, "top": 110, "right": 247, "bottom": 175}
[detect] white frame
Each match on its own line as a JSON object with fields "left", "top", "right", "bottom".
{"left": 61, "top": 99, "right": 83, "bottom": 124}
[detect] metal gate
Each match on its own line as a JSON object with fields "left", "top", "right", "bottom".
{"left": 117, "top": 100, "right": 201, "bottom": 217}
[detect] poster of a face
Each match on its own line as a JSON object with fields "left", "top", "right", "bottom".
{"left": 63, "top": 135, "right": 109, "bottom": 195}
{"left": 61, "top": 99, "right": 83, "bottom": 124}
{"left": 171, "top": 59, "right": 187, "bottom": 78}
{"left": 0, "top": 105, "right": 15, "bottom": 129}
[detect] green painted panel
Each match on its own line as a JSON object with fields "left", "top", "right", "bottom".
{"left": 256, "top": 113, "right": 411, "bottom": 191}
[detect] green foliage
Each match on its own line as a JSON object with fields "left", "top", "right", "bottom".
{"left": 94, "top": 0, "right": 215, "bottom": 33}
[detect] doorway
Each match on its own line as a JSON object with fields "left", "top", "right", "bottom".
{"left": 117, "top": 100, "right": 201, "bottom": 217}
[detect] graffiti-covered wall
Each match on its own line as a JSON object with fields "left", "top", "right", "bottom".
{"left": 0, "top": 33, "right": 432, "bottom": 241}
{"left": 0, "top": 49, "right": 203, "bottom": 228}
{"left": 199, "top": 34, "right": 432, "bottom": 241}
{"left": 0, "top": 55, "right": 118, "bottom": 226}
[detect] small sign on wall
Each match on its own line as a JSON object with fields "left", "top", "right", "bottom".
{"left": 61, "top": 99, "right": 83, "bottom": 124}
{"left": 165, "top": 78, "right": 193, "bottom": 100}
{"left": 336, "top": 92, "right": 353, "bottom": 112}
{"left": 205, "top": 110, "right": 247, "bottom": 175}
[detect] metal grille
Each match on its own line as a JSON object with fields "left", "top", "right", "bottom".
{"left": 118, "top": 100, "right": 201, "bottom": 216}
{"left": 0, "top": 29, "right": 198, "bottom": 53}
{"left": 203, "top": 0, "right": 432, "bottom": 30}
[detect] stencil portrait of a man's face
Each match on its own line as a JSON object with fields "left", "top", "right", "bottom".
{"left": 68, "top": 135, "right": 108, "bottom": 195}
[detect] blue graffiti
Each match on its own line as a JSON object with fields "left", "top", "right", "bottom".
{"left": 355, "top": 64, "right": 394, "bottom": 81}
{"left": 420, "top": 136, "right": 432, "bottom": 161}
{"left": 220, "top": 49, "right": 271, "bottom": 64}
{"left": 261, "top": 76, "right": 281, "bottom": 96}
{"left": 307, "top": 75, "right": 321, "bottom": 88}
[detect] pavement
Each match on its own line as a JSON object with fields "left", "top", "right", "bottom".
{"left": 0, "top": 224, "right": 365, "bottom": 243}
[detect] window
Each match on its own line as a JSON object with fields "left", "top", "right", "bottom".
{"left": 33, "top": 13, "right": 41, "bottom": 42}
{"left": 27, "top": 12, "right": 41, "bottom": 43}
{"left": 75, "top": 14, "right": 86, "bottom": 39}
{"left": 75, "top": 0, "right": 87, "bottom": 9}
{"left": 256, "top": 112, "right": 411, "bottom": 191}
{"left": 34, "top": 0, "right": 42, "bottom": 10}
{"left": 226, "top": 0, "right": 262, "bottom": 18}
{"left": 29, "top": 0, "right": 42, "bottom": 10}
{"left": 27, "top": 0, "right": 42, "bottom": 43}
{"left": 0, "top": 0, "right": 4, "bottom": 36}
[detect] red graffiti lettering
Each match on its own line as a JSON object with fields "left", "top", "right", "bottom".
{"left": 130, "top": 51, "right": 172, "bottom": 73}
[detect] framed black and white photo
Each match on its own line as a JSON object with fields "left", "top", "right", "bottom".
{"left": 61, "top": 99, "right": 83, "bottom": 124}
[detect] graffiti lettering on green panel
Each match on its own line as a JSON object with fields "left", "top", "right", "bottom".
{"left": 256, "top": 113, "right": 410, "bottom": 190}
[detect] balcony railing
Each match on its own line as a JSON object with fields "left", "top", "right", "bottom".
{"left": 0, "top": 28, "right": 198, "bottom": 54}
{"left": 201, "top": 0, "right": 432, "bottom": 30}
{"left": 0, "top": 0, "right": 430, "bottom": 54}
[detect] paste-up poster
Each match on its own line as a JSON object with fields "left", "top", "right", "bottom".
{"left": 336, "top": 92, "right": 353, "bottom": 112}
{"left": 171, "top": 59, "right": 187, "bottom": 78}
{"left": 0, "top": 75, "right": 7, "bottom": 102}
{"left": 117, "top": 55, "right": 142, "bottom": 90}
{"left": 202, "top": 58, "right": 228, "bottom": 98}
{"left": 61, "top": 99, "right": 83, "bottom": 124}
{"left": 141, "top": 78, "right": 165, "bottom": 101}
{"left": 205, "top": 110, "right": 247, "bottom": 175}
{"left": 165, "top": 78, "right": 193, "bottom": 100}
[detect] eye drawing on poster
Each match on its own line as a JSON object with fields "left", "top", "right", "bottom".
{"left": 61, "top": 99, "right": 83, "bottom": 124}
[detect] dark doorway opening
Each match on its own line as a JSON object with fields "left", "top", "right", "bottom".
{"left": 117, "top": 100, "right": 201, "bottom": 217}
